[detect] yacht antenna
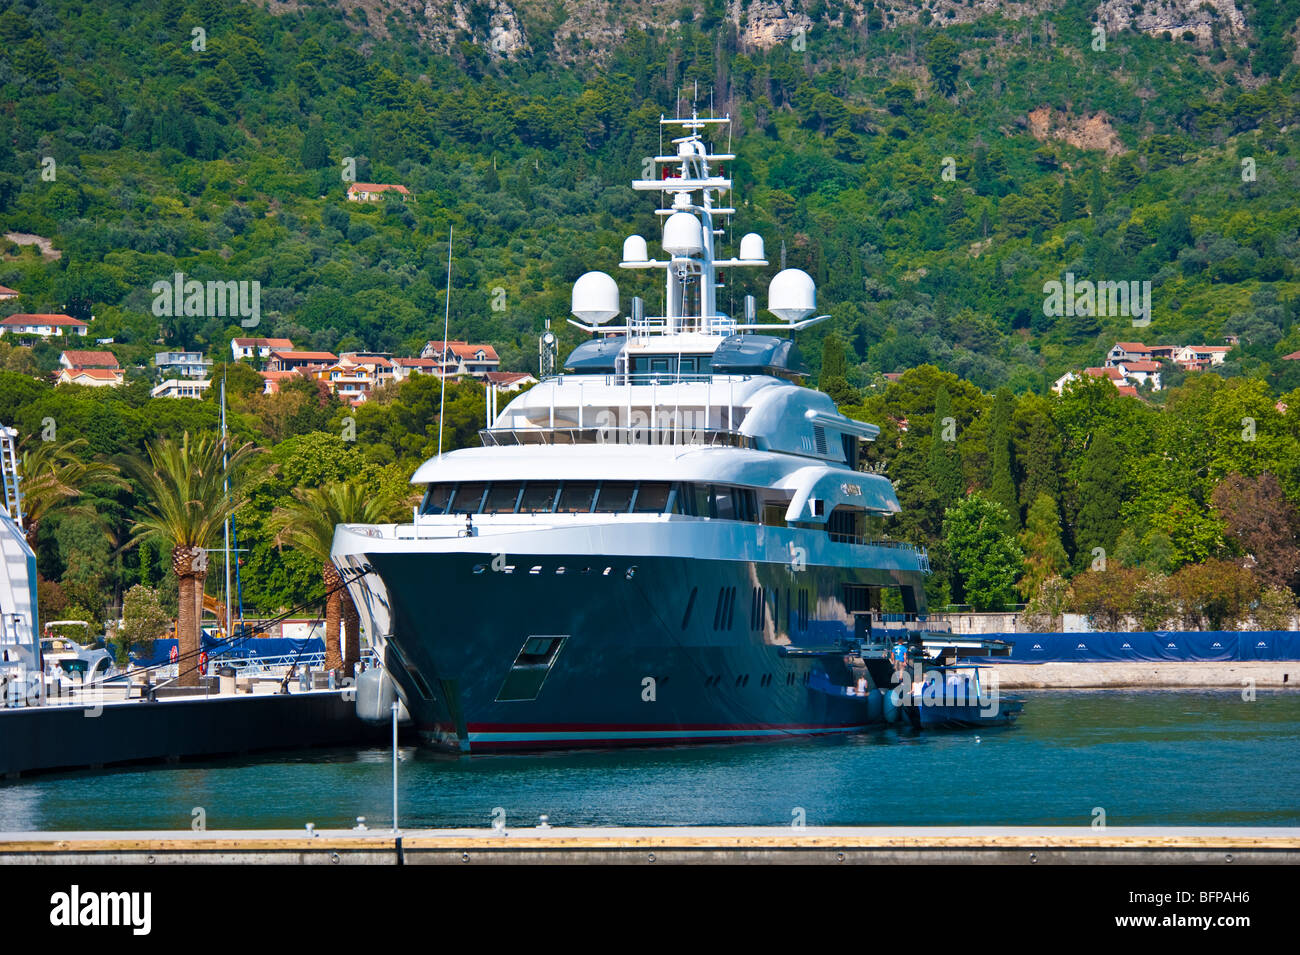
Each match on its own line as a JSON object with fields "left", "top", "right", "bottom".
{"left": 437, "top": 225, "right": 454, "bottom": 456}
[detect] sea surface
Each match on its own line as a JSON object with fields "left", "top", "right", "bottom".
{"left": 3, "top": 690, "right": 1298, "bottom": 831}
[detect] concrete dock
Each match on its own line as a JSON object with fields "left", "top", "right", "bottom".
{"left": 2, "top": 826, "right": 1297, "bottom": 864}
{"left": 989, "top": 661, "right": 1299, "bottom": 689}
{"left": 0, "top": 689, "right": 387, "bottom": 778}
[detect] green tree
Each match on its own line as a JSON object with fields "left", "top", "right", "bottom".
{"left": 1018, "top": 493, "right": 1068, "bottom": 599}
{"left": 1075, "top": 430, "right": 1124, "bottom": 568}
{"left": 115, "top": 584, "right": 173, "bottom": 666}
{"left": 300, "top": 123, "right": 330, "bottom": 169}
{"left": 18, "top": 437, "right": 126, "bottom": 552}
{"left": 270, "top": 479, "right": 407, "bottom": 674}
{"left": 986, "top": 387, "right": 1018, "bottom": 531}
{"left": 131, "top": 433, "right": 258, "bottom": 687}
{"left": 943, "top": 494, "right": 1024, "bottom": 610}
{"left": 926, "top": 34, "right": 960, "bottom": 97}
{"left": 927, "top": 385, "right": 963, "bottom": 508}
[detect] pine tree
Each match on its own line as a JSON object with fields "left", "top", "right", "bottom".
{"left": 927, "top": 385, "right": 963, "bottom": 508}
{"left": 986, "top": 387, "right": 1019, "bottom": 532}
{"left": 1075, "top": 430, "right": 1125, "bottom": 569}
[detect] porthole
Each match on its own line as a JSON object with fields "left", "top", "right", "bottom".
{"left": 472, "top": 564, "right": 487, "bottom": 574}
{"left": 603, "top": 567, "right": 613, "bottom": 576}
{"left": 556, "top": 567, "right": 566, "bottom": 575}
{"left": 530, "top": 565, "right": 542, "bottom": 575}
{"left": 625, "top": 566, "right": 637, "bottom": 579}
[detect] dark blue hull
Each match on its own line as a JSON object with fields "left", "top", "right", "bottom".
{"left": 366, "top": 550, "right": 925, "bottom": 752}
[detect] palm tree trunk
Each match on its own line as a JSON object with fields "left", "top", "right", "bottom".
{"left": 341, "top": 587, "right": 360, "bottom": 678}
{"left": 322, "top": 563, "right": 343, "bottom": 672}
{"left": 174, "top": 547, "right": 200, "bottom": 688}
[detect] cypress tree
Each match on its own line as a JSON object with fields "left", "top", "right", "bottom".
{"left": 1059, "top": 177, "right": 1078, "bottom": 223}
{"left": 1075, "top": 430, "right": 1125, "bottom": 569}
{"left": 927, "top": 385, "right": 964, "bottom": 508}
{"left": 986, "top": 387, "right": 1019, "bottom": 532}
{"left": 300, "top": 123, "right": 329, "bottom": 169}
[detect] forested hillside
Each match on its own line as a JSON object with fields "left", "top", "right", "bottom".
{"left": 2, "top": 0, "right": 1299, "bottom": 386}
{"left": 2, "top": 0, "right": 1299, "bottom": 638}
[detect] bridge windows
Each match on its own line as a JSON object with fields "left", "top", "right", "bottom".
{"left": 419, "top": 479, "right": 760, "bottom": 522}
{"left": 556, "top": 481, "right": 598, "bottom": 513}
{"left": 519, "top": 482, "right": 560, "bottom": 513}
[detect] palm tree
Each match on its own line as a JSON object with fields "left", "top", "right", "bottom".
{"left": 19, "top": 437, "right": 126, "bottom": 552}
{"left": 131, "top": 432, "right": 257, "bottom": 687}
{"left": 271, "top": 479, "right": 407, "bottom": 676}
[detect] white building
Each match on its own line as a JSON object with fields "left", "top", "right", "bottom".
{"left": 231, "top": 337, "right": 294, "bottom": 360}
{"left": 155, "top": 351, "right": 212, "bottom": 379}
{"left": 0, "top": 313, "right": 89, "bottom": 338}
{"left": 151, "top": 378, "right": 212, "bottom": 399}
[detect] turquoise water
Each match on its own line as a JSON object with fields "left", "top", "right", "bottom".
{"left": 3, "top": 690, "right": 1298, "bottom": 830}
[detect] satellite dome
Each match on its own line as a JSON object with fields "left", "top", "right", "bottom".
{"left": 662, "top": 212, "right": 704, "bottom": 257}
{"left": 622, "top": 235, "right": 648, "bottom": 263}
{"left": 571, "top": 271, "right": 620, "bottom": 324}
{"left": 768, "top": 269, "right": 816, "bottom": 323}
{"left": 739, "top": 233, "right": 765, "bottom": 262}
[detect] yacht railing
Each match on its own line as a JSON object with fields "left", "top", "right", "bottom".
{"left": 479, "top": 427, "right": 756, "bottom": 449}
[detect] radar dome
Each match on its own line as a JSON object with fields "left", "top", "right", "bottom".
{"left": 622, "top": 235, "right": 648, "bottom": 263}
{"left": 662, "top": 212, "right": 704, "bottom": 257}
{"left": 768, "top": 269, "right": 816, "bottom": 323}
{"left": 571, "top": 271, "right": 620, "bottom": 324}
{"left": 739, "top": 233, "right": 765, "bottom": 262}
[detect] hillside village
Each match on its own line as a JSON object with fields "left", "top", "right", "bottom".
{"left": 0, "top": 308, "right": 535, "bottom": 406}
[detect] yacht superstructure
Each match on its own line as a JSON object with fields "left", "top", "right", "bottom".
{"left": 332, "top": 112, "right": 942, "bottom": 752}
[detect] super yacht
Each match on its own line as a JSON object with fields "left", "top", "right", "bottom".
{"left": 332, "top": 112, "right": 969, "bottom": 752}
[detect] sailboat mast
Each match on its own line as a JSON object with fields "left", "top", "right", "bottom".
{"left": 222, "top": 372, "right": 231, "bottom": 638}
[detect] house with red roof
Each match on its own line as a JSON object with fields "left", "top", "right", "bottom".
{"left": 232, "top": 337, "right": 295, "bottom": 360}
{"left": 59, "top": 350, "right": 119, "bottom": 370}
{"left": 1114, "top": 359, "right": 1162, "bottom": 390}
{"left": 392, "top": 357, "right": 442, "bottom": 381}
{"left": 484, "top": 371, "right": 537, "bottom": 392}
{"left": 346, "top": 183, "right": 411, "bottom": 202}
{"left": 0, "top": 284, "right": 18, "bottom": 300}
{"left": 419, "top": 340, "right": 500, "bottom": 380}
{"left": 267, "top": 350, "right": 338, "bottom": 373}
{"left": 1, "top": 313, "right": 88, "bottom": 338}
{"left": 57, "top": 367, "right": 123, "bottom": 388}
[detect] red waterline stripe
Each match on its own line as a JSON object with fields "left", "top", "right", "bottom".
{"left": 464, "top": 721, "right": 868, "bottom": 733}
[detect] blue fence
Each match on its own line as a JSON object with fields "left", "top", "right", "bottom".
{"left": 133, "top": 635, "right": 326, "bottom": 668}
{"left": 985, "top": 631, "right": 1300, "bottom": 663}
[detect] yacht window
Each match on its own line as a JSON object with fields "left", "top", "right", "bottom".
{"left": 650, "top": 357, "right": 671, "bottom": 373}
{"left": 711, "top": 486, "right": 737, "bottom": 521}
{"left": 684, "top": 483, "right": 711, "bottom": 517}
{"left": 679, "top": 357, "right": 697, "bottom": 374}
{"left": 557, "top": 481, "right": 597, "bottom": 513}
{"left": 420, "top": 483, "right": 454, "bottom": 515}
{"left": 595, "top": 481, "right": 635, "bottom": 513}
{"left": 633, "top": 482, "right": 671, "bottom": 513}
{"left": 519, "top": 482, "right": 559, "bottom": 513}
{"left": 450, "top": 482, "right": 487, "bottom": 514}
{"left": 762, "top": 502, "right": 787, "bottom": 527}
{"left": 483, "top": 482, "right": 521, "bottom": 514}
